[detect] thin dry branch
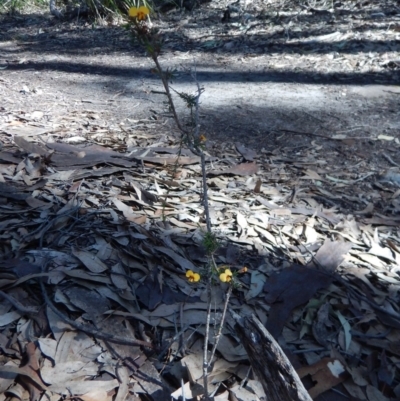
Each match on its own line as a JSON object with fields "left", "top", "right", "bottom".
{"left": 232, "top": 313, "right": 313, "bottom": 401}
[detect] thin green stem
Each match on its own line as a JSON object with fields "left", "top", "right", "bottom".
{"left": 200, "top": 153, "right": 211, "bottom": 234}
{"left": 207, "top": 284, "right": 232, "bottom": 367}
{"left": 141, "top": 43, "right": 217, "bottom": 401}
{"left": 202, "top": 263, "right": 212, "bottom": 401}
{"left": 161, "top": 137, "right": 184, "bottom": 221}
{"left": 151, "top": 55, "right": 187, "bottom": 135}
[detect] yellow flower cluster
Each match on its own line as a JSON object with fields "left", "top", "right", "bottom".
{"left": 186, "top": 266, "right": 247, "bottom": 284}
{"left": 219, "top": 269, "right": 232, "bottom": 283}
{"left": 128, "top": 6, "right": 150, "bottom": 20}
{"left": 186, "top": 270, "right": 200, "bottom": 283}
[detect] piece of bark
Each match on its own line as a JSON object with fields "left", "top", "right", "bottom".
{"left": 232, "top": 312, "right": 312, "bottom": 401}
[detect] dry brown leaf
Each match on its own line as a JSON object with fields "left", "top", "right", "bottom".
{"left": 155, "top": 247, "right": 197, "bottom": 272}
{"left": 235, "top": 143, "right": 258, "bottom": 161}
{"left": 79, "top": 389, "right": 111, "bottom": 401}
{"left": 112, "top": 198, "right": 147, "bottom": 224}
{"left": 236, "top": 212, "right": 248, "bottom": 234}
{"left": 142, "top": 156, "right": 200, "bottom": 165}
{"left": 171, "top": 382, "right": 194, "bottom": 400}
{"left": 311, "top": 239, "right": 353, "bottom": 272}
{"left": 137, "top": 360, "right": 169, "bottom": 399}
{"left": 129, "top": 181, "right": 158, "bottom": 204}
{"left": 214, "top": 391, "right": 230, "bottom": 400}
{"left": 14, "top": 136, "right": 50, "bottom": 157}
{"left": 245, "top": 271, "right": 267, "bottom": 301}
{"left": 253, "top": 178, "right": 262, "bottom": 193}
{"left": 41, "top": 360, "right": 99, "bottom": 385}
{"left": 49, "top": 378, "right": 119, "bottom": 396}
{"left": 182, "top": 353, "right": 203, "bottom": 383}
{"left": 215, "top": 334, "right": 248, "bottom": 362}
{"left": 300, "top": 169, "right": 324, "bottom": 180}
{"left": 366, "top": 384, "right": 390, "bottom": 401}
{"left": 208, "top": 162, "right": 258, "bottom": 176}
{"left": 253, "top": 226, "right": 277, "bottom": 246}
{"left": 110, "top": 263, "right": 129, "bottom": 290}
{"left": 64, "top": 286, "right": 110, "bottom": 318}
{"left": 342, "top": 380, "right": 367, "bottom": 399}
{"left": 0, "top": 311, "right": 21, "bottom": 327}
{"left": 297, "top": 357, "right": 348, "bottom": 398}
{"left": 47, "top": 143, "right": 135, "bottom": 168}
{"left": 312, "top": 302, "right": 333, "bottom": 346}
{"left": 4, "top": 384, "right": 27, "bottom": 401}
{"left": 2, "top": 342, "right": 48, "bottom": 401}
{"left": 72, "top": 248, "right": 108, "bottom": 273}
{"left": 229, "top": 384, "right": 262, "bottom": 401}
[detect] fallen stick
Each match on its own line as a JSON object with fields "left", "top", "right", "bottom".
{"left": 232, "top": 312, "right": 313, "bottom": 401}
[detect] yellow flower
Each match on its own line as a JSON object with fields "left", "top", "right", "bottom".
{"left": 186, "top": 270, "right": 200, "bottom": 283}
{"left": 219, "top": 269, "right": 233, "bottom": 283}
{"left": 128, "top": 6, "right": 150, "bottom": 20}
{"left": 199, "top": 135, "right": 207, "bottom": 142}
{"left": 238, "top": 266, "right": 248, "bottom": 273}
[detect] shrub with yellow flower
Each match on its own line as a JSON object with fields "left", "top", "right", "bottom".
{"left": 128, "top": 6, "right": 150, "bottom": 21}
{"left": 219, "top": 269, "right": 233, "bottom": 283}
{"left": 186, "top": 270, "right": 200, "bottom": 283}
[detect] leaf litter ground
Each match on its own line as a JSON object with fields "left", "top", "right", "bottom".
{"left": 0, "top": 0, "right": 400, "bottom": 400}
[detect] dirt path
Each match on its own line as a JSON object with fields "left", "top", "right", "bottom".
{"left": 1, "top": 0, "right": 399, "bottom": 153}
{"left": 0, "top": 0, "right": 400, "bottom": 201}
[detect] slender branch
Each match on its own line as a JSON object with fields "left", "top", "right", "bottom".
{"left": 202, "top": 269, "right": 212, "bottom": 400}
{"left": 152, "top": 56, "right": 187, "bottom": 135}
{"left": 147, "top": 40, "right": 216, "bottom": 401}
{"left": 0, "top": 291, "right": 39, "bottom": 315}
{"left": 191, "top": 71, "right": 204, "bottom": 139}
{"left": 207, "top": 284, "right": 232, "bottom": 366}
{"left": 200, "top": 153, "right": 212, "bottom": 234}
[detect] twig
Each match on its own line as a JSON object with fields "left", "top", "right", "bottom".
{"left": 202, "top": 271, "right": 212, "bottom": 399}
{"left": 0, "top": 290, "right": 39, "bottom": 315}
{"left": 181, "top": 379, "right": 186, "bottom": 401}
{"left": 382, "top": 152, "right": 400, "bottom": 167}
{"left": 207, "top": 284, "right": 232, "bottom": 366}
{"left": 200, "top": 153, "right": 212, "bottom": 234}
{"left": 152, "top": 56, "right": 187, "bottom": 135}
{"left": 39, "top": 205, "right": 81, "bottom": 248}
{"left": 383, "top": 90, "right": 400, "bottom": 95}
{"left": 239, "top": 366, "right": 252, "bottom": 389}
{"left": 158, "top": 325, "right": 198, "bottom": 363}
{"left": 276, "top": 128, "right": 332, "bottom": 139}
{"left": 292, "top": 347, "right": 327, "bottom": 354}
